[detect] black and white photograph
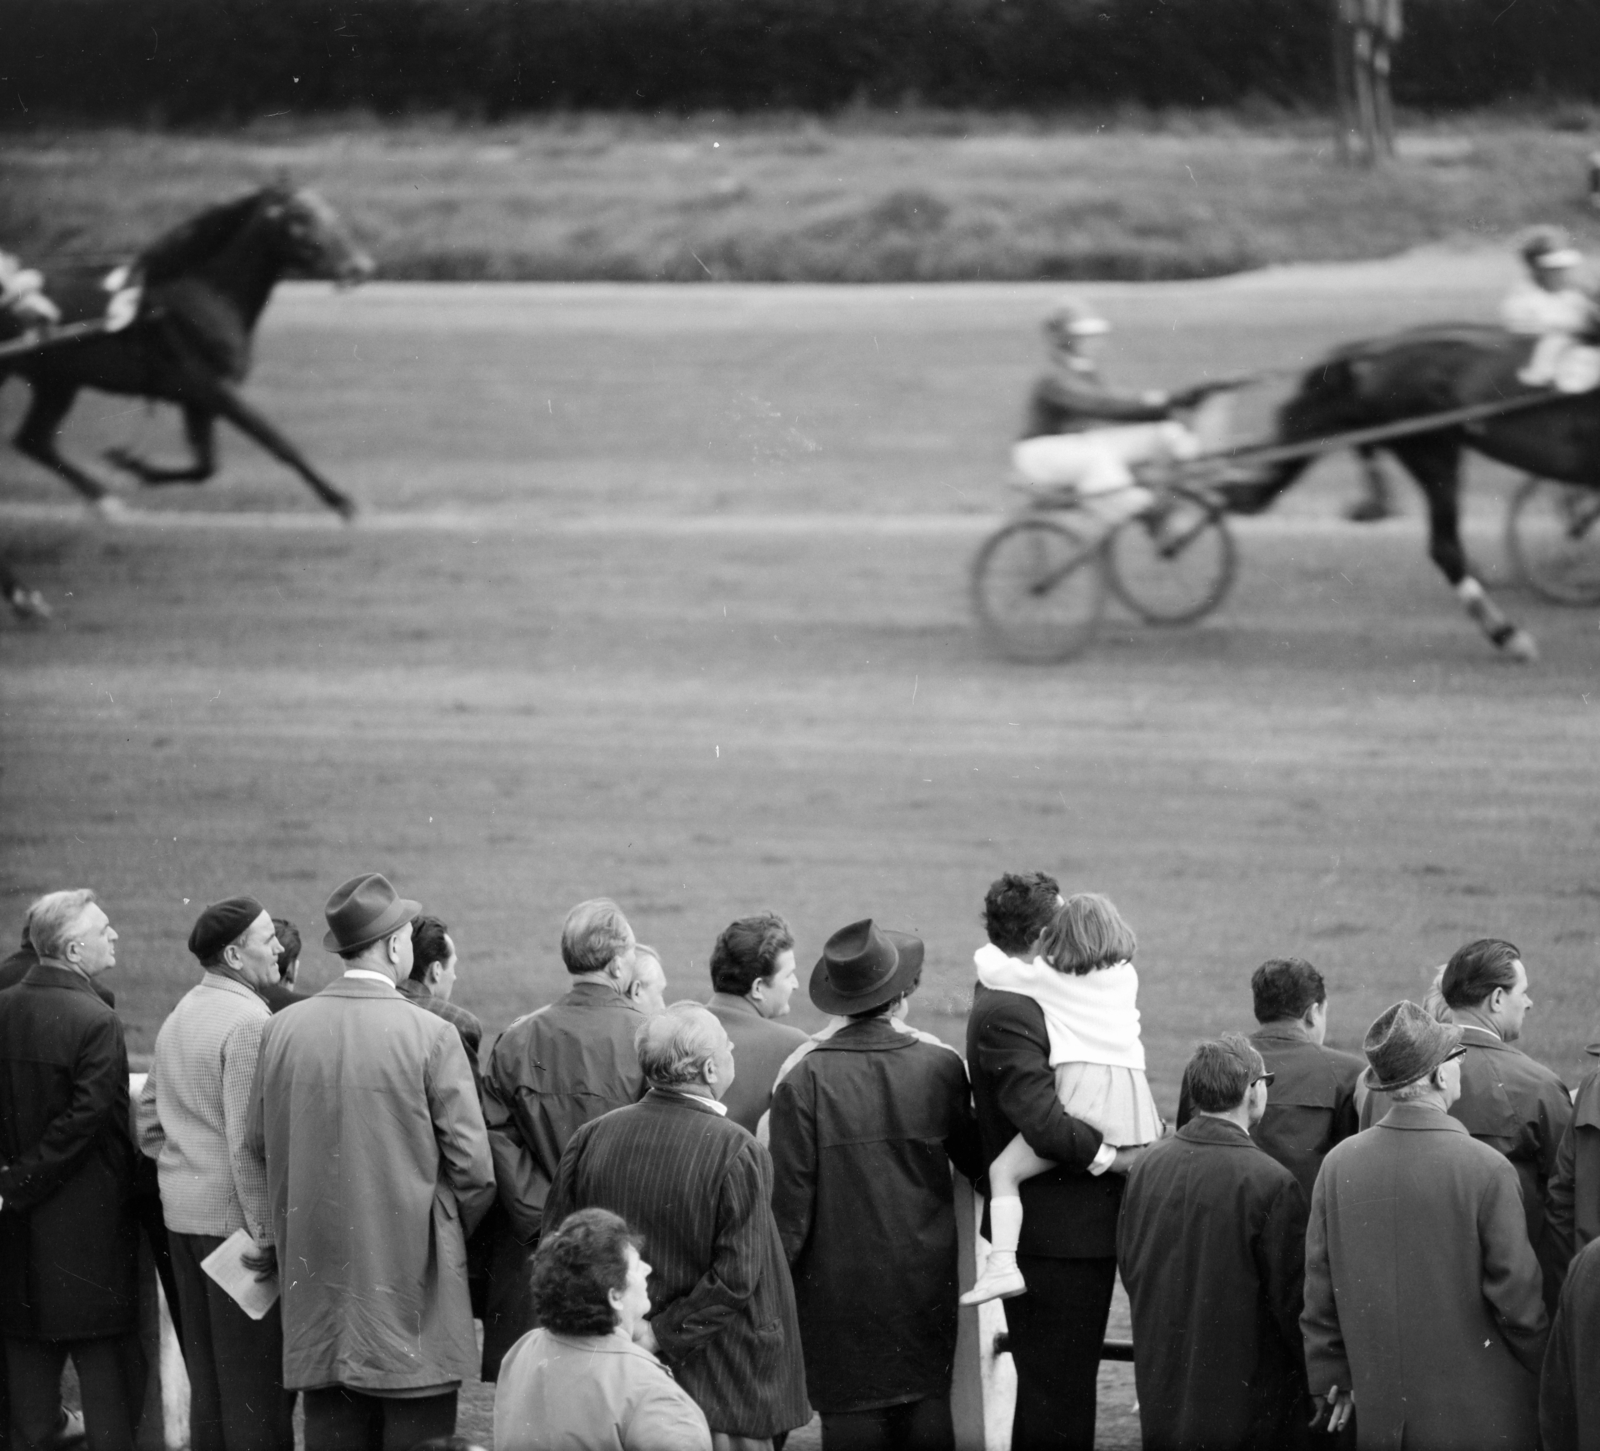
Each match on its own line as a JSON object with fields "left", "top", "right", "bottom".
{"left": 3, "top": 0, "right": 1599, "bottom": 1445}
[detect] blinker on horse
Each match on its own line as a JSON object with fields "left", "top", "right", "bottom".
{"left": 1232, "top": 324, "right": 1600, "bottom": 661}
{"left": 0, "top": 184, "right": 373, "bottom": 519}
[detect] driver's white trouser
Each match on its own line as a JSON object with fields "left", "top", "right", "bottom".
{"left": 1011, "top": 421, "right": 1197, "bottom": 528}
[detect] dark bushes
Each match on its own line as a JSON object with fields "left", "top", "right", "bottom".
{"left": 4, "top": 0, "right": 1597, "bottom": 125}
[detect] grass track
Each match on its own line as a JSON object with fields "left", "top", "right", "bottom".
{"left": 4, "top": 255, "right": 1599, "bottom": 1448}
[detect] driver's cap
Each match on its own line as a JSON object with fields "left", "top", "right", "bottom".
{"left": 1042, "top": 295, "right": 1111, "bottom": 345}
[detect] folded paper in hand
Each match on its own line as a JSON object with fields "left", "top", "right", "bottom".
{"left": 200, "top": 1227, "right": 280, "bottom": 1320}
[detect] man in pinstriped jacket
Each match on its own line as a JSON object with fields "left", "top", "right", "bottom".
{"left": 546, "top": 1002, "right": 810, "bottom": 1451}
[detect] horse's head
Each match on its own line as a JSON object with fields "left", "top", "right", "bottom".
{"left": 261, "top": 186, "right": 375, "bottom": 289}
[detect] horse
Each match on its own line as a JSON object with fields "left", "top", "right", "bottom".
{"left": 1, "top": 184, "right": 373, "bottom": 518}
{"left": 1231, "top": 324, "right": 1600, "bottom": 659}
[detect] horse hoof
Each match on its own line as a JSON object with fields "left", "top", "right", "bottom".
{"left": 1503, "top": 630, "right": 1539, "bottom": 663}
{"left": 334, "top": 500, "right": 360, "bottom": 524}
{"left": 92, "top": 496, "right": 131, "bottom": 523}
{"left": 7, "top": 588, "right": 51, "bottom": 624}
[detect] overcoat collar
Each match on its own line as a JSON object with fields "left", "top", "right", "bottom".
{"left": 1253, "top": 1022, "right": 1317, "bottom": 1045}
{"left": 316, "top": 975, "right": 400, "bottom": 998}
{"left": 1176, "top": 1116, "right": 1255, "bottom": 1147}
{"left": 22, "top": 959, "right": 105, "bottom": 998}
{"left": 808, "top": 1015, "right": 917, "bottom": 1053}
{"left": 1375, "top": 1101, "right": 1471, "bottom": 1133}
{"left": 645, "top": 1086, "right": 727, "bottom": 1116}
{"left": 1458, "top": 1023, "right": 1517, "bottom": 1054}
{"left": 709, "top": 991, "right": 764, "bottom": 1021}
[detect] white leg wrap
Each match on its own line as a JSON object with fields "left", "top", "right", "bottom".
{"left": 1455, "top": 577, "right": 1486, "bottom": 605}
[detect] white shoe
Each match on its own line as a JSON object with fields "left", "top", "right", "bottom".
{"left": 961, "top": 1261, "right": 1027, "bottom": 1306}
{"left": 92, "top": 495, "right": 131, "bottom": 522}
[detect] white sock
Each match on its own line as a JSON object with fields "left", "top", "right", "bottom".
{"left": 988, "top": 1195, "right": 1024, "bottom": 1258}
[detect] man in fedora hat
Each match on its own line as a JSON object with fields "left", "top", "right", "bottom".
{"left": 1303, "top": 1000, "right": 1548, "bottom": 1447}
{"left": 248, "top": 872, "right": 495, "bottom": 1451}
{"left": 768, "top": 919, "right": 981, "bottom": 1450}
{"left": 137, "top": 897, "right": 292, "bottom": 1451}
{"left": 546, "top": 1001, "right": 809, "bottom": 1451}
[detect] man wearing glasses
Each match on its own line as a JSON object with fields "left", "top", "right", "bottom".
{"left": 1117, "top": 1034, "right": 1311, "bottom": 1450}
{"left": 1303, "top": 1001, "right": 1547, "bottom": 1448}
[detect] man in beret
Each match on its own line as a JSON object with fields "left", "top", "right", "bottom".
{"left": 248, "top": 873, "right": 495, "bottom": 1451}
{"left": 137, "top": 898, "right": 292, "bottom": 1451}
{"left": 1303, "top": 1000, "right": 1548, "bottom": 1447}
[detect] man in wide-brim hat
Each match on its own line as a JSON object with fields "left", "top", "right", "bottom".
{"left": 1302, "top": 999, "right": 1548, "bottom": 1447}
{"left": 767, "top": 919, "right": 983, "bottom": 1448}
{"left": 247, "top": 873, "right": 495, "bottom": 1450}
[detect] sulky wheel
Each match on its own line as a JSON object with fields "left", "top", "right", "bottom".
{"left": 1505, "top": 475, "right": 1600, "bottom": 606}
{"left": 969, "top": 514, "right": 1108, "bottom": 663}
{"left": 1104, "top": 485, "right": 1237, "bottom": 626}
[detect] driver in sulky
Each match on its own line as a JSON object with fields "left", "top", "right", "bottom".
{"left": 1013, "top": 297, "right": 1208, "bottom": 537}
{"left": 0, "top": 251, "right": 61, "bottom": 336}
{"left": 1501, "top": 226, "right": 1600, "bottom": 391}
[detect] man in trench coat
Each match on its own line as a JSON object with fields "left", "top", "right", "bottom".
{"left": 0, "top": 890, "right": 144, "bottom": 1451}
{"left": 1119, "top": 1034, "right": 1309, "bottom": 1451}
{"left": 248, "top": 873, "right": 495, "bottom": 1450}
{"left": 768, "top": 920, "right": 983, "bottom": 1449}
{"left": 1303, "top": 1000, "right": 1548, "bottom": 1450}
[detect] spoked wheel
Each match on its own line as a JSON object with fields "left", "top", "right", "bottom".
{"left": 970, "top": 514, "right": 1107, "bottom": 663}
{"left": 1105, "top": 485, "right": 1237, "bottom": 625}
{"left": 1505, "top": 476, "right": 1600, "bottom": 605}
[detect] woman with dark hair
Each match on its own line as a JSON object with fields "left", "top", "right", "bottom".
{"left": 495, "top": 1208, "right": 711, "bottom": 1451}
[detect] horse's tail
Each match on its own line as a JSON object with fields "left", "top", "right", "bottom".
{"left": 1225, "top": 353, "right": 1369, "bottom": 514}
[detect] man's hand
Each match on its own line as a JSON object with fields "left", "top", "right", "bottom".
{"left": 241, "top": 1239, "right": 277, "bottom": 1282}
{"left": 633, "top": 1318, "right": 660, "bottom": 1353}
{"left": 1314, "top": 1386, "right": 1355, "bottom": 1434}
{"left": 1107, "top": 1145, "right": 1147, "bottom": 1175}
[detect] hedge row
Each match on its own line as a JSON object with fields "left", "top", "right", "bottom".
{"left": 5, "top": 0, "right": 1597, "bottom": 123}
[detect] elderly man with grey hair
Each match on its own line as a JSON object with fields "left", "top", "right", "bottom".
{"left": 1303, "top": 999, "right": 1548, "bottom": 1448}
{"left": 0, "top": 890, "right": 145, "bottom": 1451}
{"left": 479, "top": 897, "right": 651, "bottom": 1378}
{"left": 546, "top": 1002, "right": 810, "bottom": 1451}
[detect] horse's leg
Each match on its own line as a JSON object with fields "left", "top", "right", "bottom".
{"left": 1353, "top": 30, "right": 1379, "bottom": 165}
{"left": 1397, "top": 438, "right": 1538, "bottom": 660}
{"left": 13, "top": 379, "right": 121, "bottom": 510}
{"left": 204, "top": 380, "right": 358, "bottom": 520}
{"left": 1372, "top": 40, "right": 1397, "bottom": 158}
{"left": 1344, "top": 445, "right": 1395, "bottom": 523}
{"left": 105, "top": 404, "right": 218, "bottom": 486}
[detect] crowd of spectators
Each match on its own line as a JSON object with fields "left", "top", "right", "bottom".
{"left": 3, "top": 870, "right": 1600, "bottom": 1451}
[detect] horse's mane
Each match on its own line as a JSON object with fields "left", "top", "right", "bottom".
{"left": 135, "top": 187, "right": 286, "bottom": 285}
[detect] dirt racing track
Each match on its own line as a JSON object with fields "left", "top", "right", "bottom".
{"left": 4, "top": 248, "right": 1600, "bottom": 1446}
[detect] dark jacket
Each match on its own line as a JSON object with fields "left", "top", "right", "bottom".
{"left": 767, "top": 1016, "right": 982, "bottom": 1414}
{"left": 1020, "top": 361, "right": 1172, "bottom": 440}
{"left": 1178, "top": 1025, "right": 1364, "bottom": 1205}
{"left": 257, "top": 980, "right": 311, "bottom": 1014}
{"left": 965, "top": 983, "right": 1122, "bottom": 1258}
{"left": 1449, "top": 1024, "right": 1572, "bottom": 1310}
{"left": 0, "top": 962, "right": 140, "bottom": 1340}
{"left": 478, "top": 978, "right": 649, "bottom": 1377}
{"left": 1541, "top": 1236, "right": 1600, "bottom": 1451}
{"left": 397, "top": 977, "right": 484, "bottom": 1096}
{"left": 704, "top": 993, "right": 809, "bottom": 1137}
{"left": 1118, "top": 1117, "right": 1309, "bottom": 1451}
{"left": 1550, "top": 1055, "right": 1600, "bottom": 1282}
{"left": 547, "top": 1090, "right": 810, "bottom": 1439}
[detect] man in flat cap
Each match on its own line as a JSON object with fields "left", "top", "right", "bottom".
{"left": 137, "top": 898, "right": 292, "bottom": 1451}
{"left": 1303, "top": 1000, "right": 1548, "bottom": 1448}
{"left": 0, "top": 890, "right": 143, "bottom": 1451}
{"left": 248, "top": 873, "right": 495, "bottom": 1451}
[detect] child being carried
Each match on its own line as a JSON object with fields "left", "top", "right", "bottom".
{"left": 963, "top": 891, "right": 1163, "bottom": 1306}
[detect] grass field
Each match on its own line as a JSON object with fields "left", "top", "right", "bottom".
{"left": 4, "top": 250, "right": 1599, "bottom": 1447}
{"left": 4, "top": 112, "right": 1600, "bottom": 282}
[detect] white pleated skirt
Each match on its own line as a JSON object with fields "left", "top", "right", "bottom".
{"left": 1055, "top": 1062, "right": 1164, "bottom": 1147}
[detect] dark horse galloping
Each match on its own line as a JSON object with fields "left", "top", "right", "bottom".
{"left": 1235, "top": 325, "right": 1600, "bottom": 659}
{"left": 2, "top": 184, "right": 373, "bottom": 517}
